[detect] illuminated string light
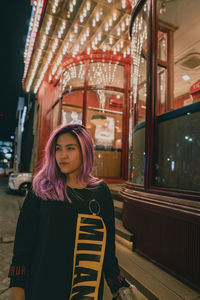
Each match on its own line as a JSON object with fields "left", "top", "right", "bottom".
{"left": 23, "top": 0, "right": 44, "bottom": 85}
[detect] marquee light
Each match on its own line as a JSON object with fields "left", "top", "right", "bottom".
{"left": 24, "top": 0, "right": 132, "bottom": 93}
{"left": 23, "top": 0, "right": 45, "bottom": 85}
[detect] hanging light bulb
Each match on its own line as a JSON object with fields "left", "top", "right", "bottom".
{"left": 113, "top": 11, "right": 117, "bottom": 21}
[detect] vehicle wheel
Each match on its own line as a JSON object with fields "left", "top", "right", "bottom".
{"left": 19, "top": 183, "right": 30, "bottom": 196}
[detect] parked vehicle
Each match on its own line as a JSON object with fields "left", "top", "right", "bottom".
{"left": 8, "top": 172, "right": 32, "bottom": 195}
{"left": 4, "top": 168, "right": 15, "bottom": 176}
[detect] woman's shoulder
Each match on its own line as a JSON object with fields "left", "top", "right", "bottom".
{"left": 93, "top": 180, "right": 110, "bottom": 194}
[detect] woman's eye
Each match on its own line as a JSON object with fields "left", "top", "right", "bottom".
{"left": 56, "top": 147, "right": 60, "bottom": 151}
{"left": 68, "top": 146, "right": 75, "bottom": 151}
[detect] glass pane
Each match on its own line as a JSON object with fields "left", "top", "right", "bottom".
{"left": 158, "top": 0, "right": 200, "bottom": 110}
{"left": 154, "top": 0, "right": 200, "bottom": 192}
{"left": 61, "top": 91, "right": 83, "bottom": 125}
{"left": 86, "top": 89, "right": 123, "bottom": 178}
{"left": 61, "top": 64, "right": 85, "bottom": 93}
{"left": 88, "top": 62, "right": 124, "bottom": 89}
{"left": 128, "top": 0, "right": 150, "bottom": 185}
{"left": 153, "top": 104, "right": 200, "bottom": 192}
{"left": 157, "top": 66, "right": 167, "bottom": 114}
{"left": 158, "top": 30, "right": 167, "bottom": 61}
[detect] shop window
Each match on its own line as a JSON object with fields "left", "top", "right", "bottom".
{"left": 128, "top": 0, "right": 150, "bottom": 185}
{"left": 153, "top": 0, "right": 200, "bottom": 192}
{"left": 86, "top": 89, "right": 124, "bottom": 178}
{"left": 61, "top": 91, "right": 83, "bottom": 125}
{"left": 157, "top": 0, "right": 200, "bottom": 111}
{"left": 153, "top": 103, "right": 200, "bottom": 192}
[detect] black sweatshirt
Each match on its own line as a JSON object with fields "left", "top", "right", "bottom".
{"left": 9, "top": 181, "right": 127, "bottom": 300}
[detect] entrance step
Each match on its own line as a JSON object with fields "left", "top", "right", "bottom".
{"left": 116, "top": 241, "right": 200, "bottom": 300}
{"left": 115, "top": 218, "right": 135, "bottom": 251}
{"left": 114, "top": 199, "right": 123, "bottom": 220}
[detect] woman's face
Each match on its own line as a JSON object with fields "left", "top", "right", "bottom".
{"left": 55, "top": 133, "right": 82, "bottom": 176}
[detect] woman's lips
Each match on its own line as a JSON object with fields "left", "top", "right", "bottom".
{"left": 59, "top": 162, "right": 69, "bottom": 166}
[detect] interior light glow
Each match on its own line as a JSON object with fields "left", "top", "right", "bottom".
{"left": 92, "top": 19, "right": 96, "bottom": 27}
{"left": 96, "top": 12, "right": 100, "bottom": 22}
{"left": 117, "top": 27, "right": 120, "bottom": 36}
{"left": 126, "top": 16, "right": 130, "bottom": 26}
{"left": 113, "top": 11, "right": 117, "bottom": 21}
{"left": 121, "top": 22, "right": 125, "bottom": 31}
{"left": 80, "top": 15, "right": 84, "bottom": 23}
{"left": 74, "top": 24, "right": 78, "bottom": 33}
{"left": 86, "top": 1, "right": 91, "bottom": 11}
{"left": 105, "top": 23, "right": 109, "bottom": 31}
{"left": 98, "top": 32, "right": 102, "bottom": 41}
{"left": 182, "top": 75, "right": 190, "bottom": 81}
{"left": 122, "top": 0, "right": 126, "bottom": 9}
{"left": 86, "top": 28, "right": 90, "bottom": 37}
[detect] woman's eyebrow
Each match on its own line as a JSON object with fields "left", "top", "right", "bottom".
{"left": 56, "top": 143, "right": 77, "bottom": 146}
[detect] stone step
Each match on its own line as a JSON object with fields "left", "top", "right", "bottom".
{"left": 114, "top": 199, "right": 123, "bottom": 220}
{"left": 115, "top": 218, "right": 135, "bottom": 243}
{"left": 116, "top": 241, "right": 200, "bottom": 300}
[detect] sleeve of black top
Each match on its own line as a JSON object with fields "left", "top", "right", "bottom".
{"left": 102, "top": 183, "right": 129, "bottom": 294}
{"left": 8, "top": 189, "right": 40, "bottom": 288}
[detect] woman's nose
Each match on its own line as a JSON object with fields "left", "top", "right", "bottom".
{"left": 60, "top": 150, "right": 68, "bottom": 158}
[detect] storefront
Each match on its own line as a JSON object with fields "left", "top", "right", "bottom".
{"left": 122, "top": 0, "right": 200, "bottom": 291}
{"left": 22, "top": 0, "right": 200, "bottom": 291}
{"left": 36, "top": 51, "right": 131, "bottom": 179}
{"left": 24, "top": 0, "right": 133, "bottom": 181}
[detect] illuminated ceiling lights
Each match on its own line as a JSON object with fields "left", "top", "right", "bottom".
{"left": 45, "top": 16, "right": 53, "bottom": 34}
{"left": 80, "top": 1, "right": 91, "bottom": 23}
{"left": 24, "top": 0, "right": 132, "bottom": 94}
{"left": 23, "top": 0, "right": 45, "bottom": 86}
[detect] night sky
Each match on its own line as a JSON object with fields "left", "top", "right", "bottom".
{"left": 0, "top": 1, "right": 31, "bottom": 140}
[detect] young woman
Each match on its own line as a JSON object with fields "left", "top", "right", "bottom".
{"left": 9, "top": 124, "right": 129, "bottom": 300}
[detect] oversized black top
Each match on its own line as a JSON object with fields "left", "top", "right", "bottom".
{"left": 9, "top": 181, "right": 127, "bottom": 300}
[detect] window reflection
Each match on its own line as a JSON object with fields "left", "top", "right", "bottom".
{"left": 129, "top": 0, "right": 150, "bottom": 185}
{"left": 153, "top": 0, "right": 200, "bottom": 192}
{"left": 87, "top": 89, "right": 123, "bottom": 178}
{"left": 153, "top": 105, "right": 200, "bottom": 191}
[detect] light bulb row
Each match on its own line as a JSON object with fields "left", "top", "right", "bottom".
{"left": 52, "top": 0, "right": 60, "bottom": 14}
{"left": 80, "top": 1, "right": 91, "bottom": 23}
{"left": 89, "top": 62, "right": 118, "bottom": 85}
{"left": 131, "top": 13, "right": 148, "bottom": 104}
{"left": 23, "top": 0, "right": 44, "bottom": 84}
{"left": 62, "top": 65, "right": 85, "bottom": 91}
{"left": 46, "top": 5, "right": 130, "bottom": 87}
{"left": 34, "top": 52, "right": 53, "bottom": 93}
{"left": 58, "top": 21, "right": 66, "bottom": 38}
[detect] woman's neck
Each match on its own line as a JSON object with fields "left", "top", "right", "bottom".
{"left": 67, "top": 176, "right": 86, "bottom": 189}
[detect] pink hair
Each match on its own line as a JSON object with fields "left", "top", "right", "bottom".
{"left": 32, "top": 124, "right": 101, "bottom": 201}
